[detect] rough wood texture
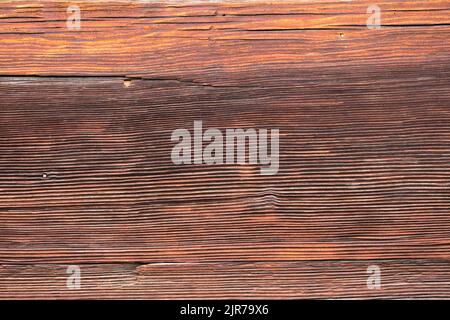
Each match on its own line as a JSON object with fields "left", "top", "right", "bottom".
{"left": 2, "top": 261, "right": 450, "bottom": 299}
{"left": 0, "top": 0, "right": 450, "bottom": 299}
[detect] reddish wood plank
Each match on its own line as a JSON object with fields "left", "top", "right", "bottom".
{"left": 0, "top": 1, "right": 449, "bottom": 84}
{"left": 1, "top": 260, "right": 450, "bottom": 299}
{"left": 0, "top": 72, "right": 450, "bottom": 263}
{"left": 1, "top": 0, "right": 450, "bottom": 299}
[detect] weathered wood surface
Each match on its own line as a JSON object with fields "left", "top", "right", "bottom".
{"left": 0, "top": 0, "right": 450, "bottom": 299}
{"left": 2, "top": 261, "right": 450, "bottom": 299}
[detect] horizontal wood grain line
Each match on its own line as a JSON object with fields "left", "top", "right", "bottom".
{"left": 1, "top": 260, "right": 450, "bottom": 299}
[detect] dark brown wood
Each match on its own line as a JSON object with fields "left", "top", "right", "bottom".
{"left": 0, "top": 0, "right": 450, "bottom": 299}
{"left": 1, "top": 260, "right": 450, "bottom": 299}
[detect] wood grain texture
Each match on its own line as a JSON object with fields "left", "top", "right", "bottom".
{"left": 0, "top": 0, "right": 450, "bottom": 299}
{"left": 2, "top": 260, "right": 450, "bottom": 299}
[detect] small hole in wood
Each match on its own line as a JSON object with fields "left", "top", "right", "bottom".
{"left": 123, "top": 79, "right": 132, "bottom": 88}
